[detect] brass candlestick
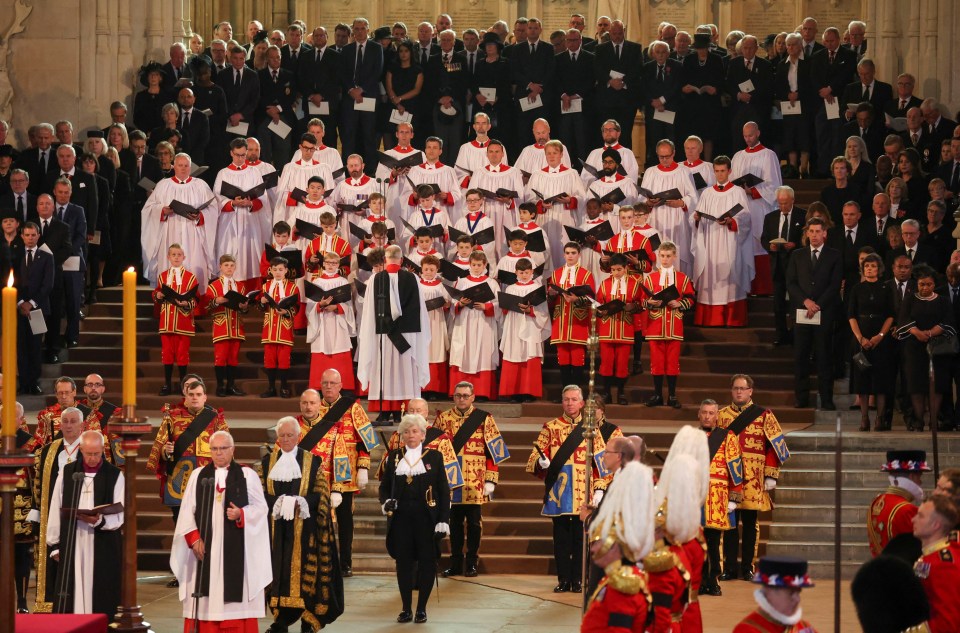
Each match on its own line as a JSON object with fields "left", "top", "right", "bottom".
{"left": 580, "top": 304, "right": 599, "bottom": 613}
{"left": 0, "top": 435, "right": 32, "bottom": 632}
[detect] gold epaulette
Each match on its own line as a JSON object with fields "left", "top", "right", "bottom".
{"left": 642, "top": 548, "right": 677, "bottom": 573}
{"left": 607, "top": 564, "right": 647, "bottom": 596}
{"left": 901, "top": 624, "right": 932, "bottom": 633}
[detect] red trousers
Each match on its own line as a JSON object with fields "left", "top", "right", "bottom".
{"left": 263, "top": 343, "right": 292, "bottom": 369}
{"left": 161, "top": 334, "right": 191, "bottom": 365}
{"left": 599, "top": 342, "right": 630, "bottom": 378}
{"left": 213, "top": 340, "right": 241, "bottom": 366}
{"left": 555, "top": 343, "right": 586, "bottom": 367}
{"left": 309, "top": 351, "right": 355, "bottom": 390}
{"left": 649, "top": 340, "right": 681, "bottom": 376}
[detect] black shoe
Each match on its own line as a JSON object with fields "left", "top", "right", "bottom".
{"left": 66, "top": 339, "right": 79, "bottom": 348}
{"left": 705, "top": 583, "right": 722, "bottom": 596}
{"left": 341, "top": 566, "right": 352, "bottom": 578}
{"left": 45, "top": 353, "right": 60, "bottom": 364}
{"left": 667, "top": 396, "right": 681, "bottom": 409}
{"left": 279, "top": 388, "right": 292, "bottom": 399}
{"left": 571, "top": 581, "right": 582, "bottom": 593}
{"left": 794, "top": 398, "right": 809, "bottom": 409}
{"left": 373, "top": 413, "right": 392, "bottom": 426}
{"left": 465, "top": 564, "right": 478, "bottom": 577}
{"left": 425, "top": 392, "right": 439, "bottom": 401}
{"left": 553, "top": 581, "right": 571, "bottom": 593}
{"left": 718, "top": 572, "right": 736, "bottom": 581}
{"left": 617, "top": 394, "right": 628, "bottom": 406}
{"left": 260, "top": 388, "right": 277, "bottom": 398}
{"left": 397, "top": 611, "right": 413, "bottom": 623}
{"left": 392, "top": 411, "right": 403, "bottom": 422}
{"left": 216, "top": 386, "right": 228, "bottom": 397}
{"left": 442, "top": 566, "right": 462, "bottom": 577}
{"left": 158, "top": 385, "right": 172, "bottom": 396}
{"left": 631, "top": 362, "right": 643, "bottom": 375}
{"left": 227, "top": 386, "right": 246, "bottom": 397}
{"left": 645, "top": 395, "right": 663, "bottom": 407}
{"left": 414, "top": 611, "right": 427, "bottom": 624}
{"left": 16, "top": 607, "right": 28, "bottom": 614}
{"left": 741, "top": 570, "right": 754, "bottom": 581}
{"left": 166, "top": 578, "right": 179, "bottom": 588}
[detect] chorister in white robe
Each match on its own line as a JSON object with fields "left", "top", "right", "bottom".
{"left": 581, "top": 144, "right": 640, "bottom": 186}
{"left": 331, "top": 174, "right": 380, "bottom": 246}
{"left": 406, "top": 162, "right": 463, "bottom": 222}
{"left": 305, "top": 273, "right": 356, "bottom": 353}
{"left": 525, "top": 166, "right": 586, "bottom": 269}
{"left": 449, "top": 211, "right": 497, "bottom": 263}
{"left": 293, "top": 145, "right": 345, "bottom": 184}
{"left": 494, "top": 249, "right": 547, "bottom": 286}
{"left": 171, "top": 465, "right": 272, "bottom": 622}
{"left": 406, "top": 248, "right": 441, "bottom": 271}
{"left": 46, "top": 470, "right": 125, "bottom": 615}
{"left": 356, "top": 269, "right": 432, "bottom": 399}
{"left": 273, "top": 159, "right": 336, "bottom": 225}
{"left": 288, "top": 199, "right": 332, "bottom": 248}
{"left": 731, "top": 144, "right": 782, "bottom": 256}
{"left": 213, "top": 164, "right": 272, "bottom": 281}
{"left": 401, "top": 207, "right": 450, "bottom": 255}
{"left": 247, "top": 159, "right": 279, "bottom": 210}
{"left": 693, "top": 183, "right": 756, "bottom": 309}
{"left": 584, "top": 174, "right": 637, "bottom": 219}
{"left": 637, "top": 163, "right": 699, "bottom": 275}
{"left": 516, "top": 221, "right": 554, "bottom": 279}
{"left": 141, "top": 176, "right": 219, "bottom": 289}
{"left": 375, "top": 145, "right": 423, "bottom": 227}
{"left": 419, "top": 278, "right": 451, "bottom": 363}
{"left": 515, "top": 142, "right": 572, "bottom": 178}
{"left": 471, "top": 164, "right": 525, "bottom": 258}
{"left": 499, "top": 279, "right": 551, "bottom": 362}
{"left": 682, "top": 159, "right": 716, "bottom": 193}
{"left": 575, "top": 216, "right": 610, "bottom": 283}
{"left": 449, "top": 275, "right": 501, "bottom": 373}
{"left": 453, "top": 140, "right": 508, "bottom": 189}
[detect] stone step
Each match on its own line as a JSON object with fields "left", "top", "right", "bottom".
{"left": 781, "top": 430, "right": 960, "bottom": 452}
{"left": 783, "top": 450, "right": 891, "bottom": 469}
{"left": 773, "top": 486, "right": 881, "bottom": 506}
{"left": 773, "top": 504, "right": 868, "bottom": 524}
{"left": 766, "top": 522, "right": 868, "bottom": 542}
{"left": 778, "top": 468, "right": 895, "bottom": 488}
{"left": 802, "top": 561, "right": 863, "bottom": 581}
{"left": 764, "top": 541, "right": 871, "bottom": 562}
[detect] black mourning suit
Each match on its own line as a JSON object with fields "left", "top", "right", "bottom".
{"left": 760, "top": 207, "right": 806, "bottom": 340}
{"left": 379, "top": 445, "right": 451, "bottom": 616}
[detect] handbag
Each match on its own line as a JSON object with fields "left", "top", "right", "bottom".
{"left": 927, "top": 334, "right": 960, "bottom": 357}
{"left": 852, "top": 350, "right": 872, "bottom": 370}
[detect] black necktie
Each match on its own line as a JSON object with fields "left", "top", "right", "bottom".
{"left": 42, "top": 219, "right": 48, "bottom": 236}
{"left": 443, "top": 53, "right": 449, "bottom": 65}
{"left": 907, "top": 248, "right": 914, "bottom": 260}
{"left": 183, "top": 111, "right": 190, "bottom": 128}
{"left": 805, "top": 44, "right": 812, "bottom": 58}
{"left": 421, "top": 49, "right": 427, "bottom": 65}
{"left": 811, "top": 248, "right": 819, "bottom": 266}
{"left": 40, "top": 149, "right": 46, "bottom": 172}
{"left": 862, "top": 84, "right": 870, "bottom": 100}
{"left": 954, "top": 287, "right": 959, "bottom": 303}
{"left": 951, "top": 161, "right": 959, "bottom": 191}
{"left": 234, "top": 69, "right": 241, "bottom": 87}
{"left": 57, "top": 206, "right": 64, "bottom": 221}
{"left": 780, "top": 214, "right": 789, "bottom": 240}
{"left": 899, "top": 281, "right": 906, "bottom": 297}
{"left": 829, "top": 50, "right": 835, "bottom": 64}
{"left": 657, "top": 65, "right": 664, "bottom": 82}
{"left": 357, "top": 44, "right": 364, "bottom": 68}
{"left": 468, "top": 52, "right": 474, "bottom": 73}
{"left": 272, "top": 70, "right": 278, "bottom": 83}
{"left": 16, "top": 194, "right": 23, "bottom": 219}
{"left": 26, "top": 248, "right": 33, "bottom": 268}
{"left": 846, "top": 229, "right": 854, "bottom": 245}
{"left": 292, "top": 49, "right": 298, "bottom": 61}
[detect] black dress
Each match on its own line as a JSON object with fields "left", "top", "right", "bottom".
{"left": 386, "top": 63, "right": 424, "bottom": 134}
{"left": 821, "top": 181, "right": 871, "bottom": 225}
{"left": 680, "top": 53, "right": 724, "bottom": 142}
{"left": 896, "top": 292, "right": 957, "bottom": 393}
{"left": 849, "top": 161, "right": 877, "bottom": 196}
{"left": 903, "top": 175, "right": 931, "bottom": 221}
{"left": 133, "top": 88, "right": 176, "bottom": 136}
{"left": 470, "top": 57, "right": 514, "bottom": 144}
{"left": 847, "top": 280, "right": 895, "bottom": 394}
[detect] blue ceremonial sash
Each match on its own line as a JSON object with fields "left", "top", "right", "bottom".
{"left": 485, "top": 433, "right": 510, "bottom": 465}
{"left": 446, "top": 456, "right": 465, "bottom": 497}
{"left": 542, "top": 463, "right": 575, "bottom": 515}
{"left": 110, "top": 437, "right": 126, "bottom": 467}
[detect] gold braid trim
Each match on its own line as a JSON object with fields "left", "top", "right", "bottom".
{"left": 641, "top": 548, "right": 678, "bottom": 573}
{"left": 607, "top": 564, "right": 647, "bottom": 596}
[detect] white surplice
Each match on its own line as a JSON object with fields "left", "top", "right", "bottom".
{"left": 213, "top": 164, "right": 272, "bottom": 280}
{"left": 305, "top": 273, "right": 356, "bottom": 353}
{"left": 524, "top": 166, "right": 586, "bottom": 269}
{"left": 448, "top": 211, "right": 497, "bottom": 262}
{"left": 448, "top": 275, "right": 501, "bottom": 373}
{"left": 731, "top": 144, "right": 782, "bottom": 256}
{"left": 499, "top": 279, "right": 550, "bottom": 362}
{"left": 247, "top": 159, "right": 279, "bottom": 210}
{"left": 471, "top": 163, "right": 525, "bottom": 258}
{"left": 581, "top": 144, "right": 640, "bottom": 186}
{"left": 419, "top": 278, "right": 451, "bottom": 363}
{"left": 330, "top": 174, "right": 379, "bottom": 246}
{"left": 375, "top": 145, "right": 422, "bottom": 228}
{"left": 273, "top": 159, "right": 336, "bottom": 225}
{"left": 453, "top": 140, "right": 509, "bottom": 188}
{"left": 693, "top": 183, "right": 756, "bottom": 306}
{"left": 637, "top": 163, "right": 699, "bottom": 275}
{"left": 515, "top": 142, "right": 572, "bottom": 177}
{"left": 406, "top": 162, "right": 463, "bottom": 222}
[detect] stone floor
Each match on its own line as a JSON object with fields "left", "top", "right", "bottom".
{"left": 121, "top": 572, "right": 860, "bottom": 632}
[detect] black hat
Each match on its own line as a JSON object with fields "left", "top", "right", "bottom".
{"left": 138, "top": 61, "right": 167, "bottom": 87}
{"left": 601, "top": 148, "right": 621, "bottom": 164}
{"left": 482, "top": 32, "right": 503, "bottom": 51}
{"left": 86, "top": 130, "right": 104, "bottom": 139}
{"left": 189, "top": 54, "right": 212, "bottom": 72}
{"left": 0, "top": 208, "right": 18, "bottom": 223}
{"left": 0, "top": 144, "right": 18, "bottom": 160}
{"left": 881, "top": 450, "right": 931, "bottom": 473}
{"left": 763, "top": 33, "right": 777, "bottom": 48}
{"left": 879, "top": 533, "right": 923, "bottom": 565}
{"left": 753, "top": 556, "right": 814, "bottom": 588}
{"left": 252, "top": 29, "right": 269, "bottom": 45}
{"left": 692, "top": 33, "right": 711, "bottom": 50}
{"left": 374, "top": 26, "right": 392, "bottom": 41}
{"left": 851, "top": 556, "right": 930, "bottom": 633}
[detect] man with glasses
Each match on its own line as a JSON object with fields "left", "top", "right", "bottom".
{"left": 0, "top": 169, "right": 36, "bottom": 224}
{"left": 78, "top": 373, "right": 123, "bottom": 464}
{"left": 637, "top": 139, "right": 699, "bottom": 275}
{"left": 435, "top": 381, "right": 509, "bottom": 578}
{"left": 29, "top": 376, "right": 102, "bottom": 451}
{"left": 292, "top": 376, "right": 379, "bottom": 578}
{"left": 273, "top": 133, "right": 336, "bottom": 224}
{"left": 716, "top": 374, "right": 790, "bottom": 582}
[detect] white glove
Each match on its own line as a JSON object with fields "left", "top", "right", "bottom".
{"left": 271, "top": 495, "right": 285, "bottom": 519}
{"left": 764, "top": 477, "right": 777, "bottom": 492}
{"left": 381, "top": 501, "right": 392, "bottom": 515}
{"left": 357, "top": 468, "right": 369, "bottom": 490}
{"left": 484, "top": 481, "right": 496, "bottom": 497}
{"left": 295, "top": 496, "right": 311, "bottom": 519}
{"left": 727, "top": 501, "right": 738, "bottom": 513}
{"left": 280, "top": 495, "right": 297, "bottom": 520}
{"left": 27, "top": 509, "right": 40, "bottom": 523}
{"left": 331, "top": 492, "right": 343, "bottom": 508}
{"left": 538, "top": 456, "right": 550, "bottom": 469}
{"left": 592, "top": 490, "right": 604, "bottom": 506}
{"left": 435, "top": 522, "right": 450, "bottom": 535}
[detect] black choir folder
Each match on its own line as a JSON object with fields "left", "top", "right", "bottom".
{"left": 264, "top": 244, "right": 304, "bottom": 277}
{"left": 170, "top": 197, "right": 215, "bottom": 220}
{"left": 496, "top": 263, "right": 546, "bottom": 286}
{"left": 219, "top": 180, "right": 267, "bottom": 200}
{"left": 499, "top": 287, "right": 547, "bottom": 312}
{"left": 159, "top": 285, "right": 198, "bottom": 304}
{"left": 449, "top": 225, "right": 495, "bottom": 245}
{"left": 698, "top": 203, "right": 744, "bottom": 223}
{"left": 221, "top": 289, "right": 260, "bottom": 311}
{"left": 565, "top": 221, "right": 614, "bottom": 246}
{"left": 304, "top": 282, "right": 353, "bottom": 305}
{"left": 377, "top": 150, "right": 425, "bottom": 170}
{"left": 637, "top": 186, "right": 682, "bottom": 201}
{"left": 507, "top": 229, "right": 546, "bottom": 253}
{"left": 444, "top": 282, "right": 495, "bottom": 304}
{"left": 731, "top": 173, "right": 764, "bottom": 189}
{"left": 548, "top": 282, "right": 595, "bottom": 298}
{"left": 642, "top": 284, "right": 681, "bottom": 303}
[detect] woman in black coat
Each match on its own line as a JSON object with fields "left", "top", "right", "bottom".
{"left": 896, "top": 264, "right": 957, "bottom": 432}
{"left": 470, "top": 36, "right": 513, "bottom": 146}
{"left": 847, "top": 253, "right": 895, "bottom": 431}
{"left": 379, "top": 414, "right": 451, "bottom": 624}
{"left": 680, "top": 34, "right": 724, "bottom": 158}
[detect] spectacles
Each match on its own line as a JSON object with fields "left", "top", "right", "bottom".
{"left": 84, "top": 382, "right": 104, "bottom": 388}
{"left": 453, "top": 393, "right": 473, "bottom": 399}
{"left": 732, "top": 386, "right": 752, "bottom": 391}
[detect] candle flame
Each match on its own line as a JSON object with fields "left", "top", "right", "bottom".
{"left": 127, "top": 266, "right": 135, "bottom": 273}
{"left": 6, "top": 270, "right": 12, "bottom": 288}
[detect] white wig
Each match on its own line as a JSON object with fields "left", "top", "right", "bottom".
{"left": 655, "top": 454, "right": 705, "bottom": 543}
{"left": 661, "top": 425, "right": 709, "bottom": 501}
{"left": 591, "top": 461, "right": 656, "bottom": 561}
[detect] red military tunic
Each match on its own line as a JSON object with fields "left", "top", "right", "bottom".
{"left": 581, "top": 562, "right": 651, "bottom": 633}
{"left": 155, "top": 267, "right": 198, "bottom": 334}
{"left": 597, "top": 275, "right": 642, "bottom": 343}
{"left": 868, "top": 486, "right": 919, "bottom": 557}
{"left": 604, "top": 230, "right": 656, "bottom": 275}
{"left": 295, "top": 397, "right": 375, "bottom": 493}
{"left": 640, "top": 269, "right": 695, "bottom": 341}
{"left": 914, "top": 537, "right": 960, "bottom": 633}
{"left": 680, "top": 533, "right": 706, "bottom": 633}
{"left": 204, "top": 277, "right": 247, "bottom": 341}
{"left": 643, "top": 541, "right": 691, "bottom": 633}
{"left": 261, "top": 279, "right": 298, "bottom": 345}
{"left": 550, "top": 264, "right": 595, "bottom": 344}
{"left": 145, "top": 402, "right": 229, "bottom": 501}
{"left": 304, "top": 232, "right": 352, "bottom": 278}
{"left": 732, "top": 610, "right": 818, "bottom": 632}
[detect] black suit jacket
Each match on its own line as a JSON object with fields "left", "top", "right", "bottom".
{"left": 786, "top": 244, "right": 843, "bottom": 315}
{"left": 339, "top": 40, "right": 384, "bottom": 97}
{"left": 885, "top": 244, "right": 942, "bottom": 275}
{"left": 510, "top": 40, "right": 556, "bottom": 100}
{"left": 120, "top": 152, "right": 163, "bottom": 205}
{"left": 808, "top": 47, "right": 857, "bottom": 110}
{"left": 15, "top": 147, "right": 57, "bottom": 195}
{"left": 928, "top": 117, "right": 957, "bottom": 147}
{"left": 774, "top": 57, "right": 814, "bottom": 107}
{"left": 898, "top": 128, "right": 938, "bottom": 172}
{"left": 725, "top": 56, "right": 775, "bottom": 121}
{"left": 885, "top": 277, "right": 917, "bottom": 324}
{"left": 178, "top": 109, "right": 211, "bottom": 165}
{"left": 884, "top": 95, "right": 923, "bottom": 120}
{"left": 0, "top": 234, "right": 23, "bottom": 283}
{"left": 379, "top": 446, "right": 451, "bottom": 559}
{"left": 215, "top": 65, "right": 261, "bottom": 123}
{"left": 280, "top": 43, "right": 313, "bottom": 74}
{"left": 297, "top": 46, "right": 342, "bottom": 114}
{"left": 43, "top": 172, "right": 98, "bottom": 236}
{"left": 412, "top": 42, "right": 441, "bottom": 67}
{"left": 553, "top": 49, "right": 595, "bottom": 110}
{"left": 640, "top": 58, "right": 683, "bottom": 114}
{"left": 840, "top": 119, "right": 886, "bottom": 161}
{"left": 761, "top": 208, "right": 806, "bottom": 277}
{"left": 36, "top": 217, "right": 72, "bottom": 268}
{"left": 836, "top": 223, "right": 879, "bottom": 287}
{"left": 256, "top": 67, "right": 299, "bottom": 127}
{"left": 936, "top": 160, "right": 960, "bottom": 196}
{"left": 0, "top": 191, "right": 37, "bottom": 224}
{"left": 839, "top": 80, "right": 894, "bottom": 119}
{"left": 593, "top": 40, "right": 643, "bottom": 107}
{"left": 161, "top": 62, "right": 192, "bottom": 91}
{"left": 801, "top": 41, "right": 826, "bottom": 59}
{"left": 18, "top": 246, "right": 54, "bottom": 315}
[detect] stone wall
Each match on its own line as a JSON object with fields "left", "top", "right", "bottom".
{"left": 1, "top": 0, "right": 959, "bottom": 145}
